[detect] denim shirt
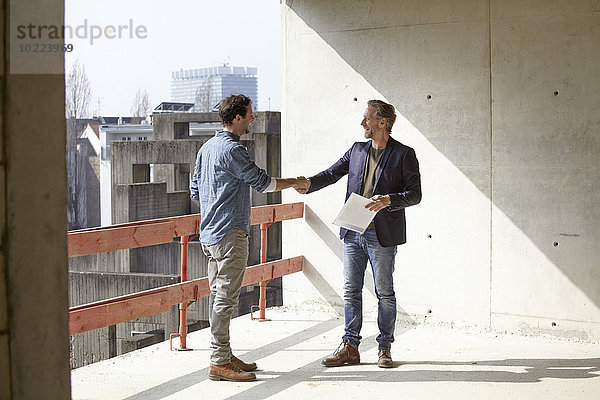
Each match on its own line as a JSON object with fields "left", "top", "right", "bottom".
{"left": 190, "top": 130, "right": 272, "bottom": 246}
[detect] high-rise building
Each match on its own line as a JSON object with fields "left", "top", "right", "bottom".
{"left": 171, "top": 65, "right": 258, "bottom": 111}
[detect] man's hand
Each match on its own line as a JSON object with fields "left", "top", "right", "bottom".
{"left": 274, "top": 177, "right": 310, "bottom": 191}
{"left": 366, "top": 195, "right": 391, "bottom": 211}
{"left": 294, "top": 176, "right": 311, "bottom": 194}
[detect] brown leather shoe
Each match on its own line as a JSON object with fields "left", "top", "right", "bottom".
{"left": 321, "top": 340, "right": 360, "bottom": 367}
{"left": 378, "top": 349, "right": 393, "bottom": 368}
{"left": 208, "top": 363, "right": 256, "bottom": 382}
{"left": 231, "top": 355, "right": 258, "bottom": 372}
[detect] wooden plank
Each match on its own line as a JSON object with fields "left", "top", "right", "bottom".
{"left": 69, "top": 292, "right": 171, "bottom": 335}
{"left": 69, "top": 279, "right": 210, "bottom": 335}
{"left": 68, "top": 215, "right": 202, "bottom": 257}
{"left": 68, "top": 221, "right": 176, "bottom": 257}
{"left": 272, "top": 256, "right": 304, "bottom": 278}
{"left": 70, "top": 214, "right": 200, "bottom": 234}
{"left": 241, "top": 259, "right": 278, "bottom": 287}
{"left": 250, "top": 202, "right": 304, "bottom": 225}
{"left": 67, "top": 203, "right": 304, "bottom": 257}
{"left": 172, "top": 215, "right": 201, "bottom": 237}
{"left": 69, "top": 257, "right": 304, "bottom": 335}
{"left": 273, "top": 202, "right": 304, "bottom": 222}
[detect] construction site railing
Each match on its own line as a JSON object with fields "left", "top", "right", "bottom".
{"left": 67, "top": 202, "right": 305, "bottom": 350}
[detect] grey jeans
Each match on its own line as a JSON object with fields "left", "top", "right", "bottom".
{"left": 201, "top": 227, "right": 249, "bottom": 365}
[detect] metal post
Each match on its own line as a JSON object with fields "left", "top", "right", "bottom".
{"left": 170, "top": 234, "right": 192, "bottom": 350}
{"left": 251, "top": 223, "right": 272, "bottom": 321}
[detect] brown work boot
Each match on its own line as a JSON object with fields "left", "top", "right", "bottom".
{"left": 208, "top": 363, "right": 256, "bottom": 382}
{"left": 378, "top": 349, "right": 393, "bottom": 368}
{"left": 231, "top": 355, "right": 258, "bottom": 372}
{"left": 321, "top": 340, "right": 360, "bottom": 367}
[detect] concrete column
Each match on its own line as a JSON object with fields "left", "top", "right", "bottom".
{"left": 252, "top": 133, "right": 269, "bottom": 206}
{"left": 174, "top": 163, "right": 189, "bottom": 191}
{"left": 164, "top": 304, "right": 180, "bottom": 341}
{"left": 1, "top": 0, "right": 71, "bottom": 398}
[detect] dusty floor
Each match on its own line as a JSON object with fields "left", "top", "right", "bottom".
{"left": 71, "top": 305, "right": 600, "bottom": 399}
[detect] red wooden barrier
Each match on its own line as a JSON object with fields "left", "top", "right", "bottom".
{"left": 68, "top": 202, "right": 304, "bottom": 257}
{"left": 67, "top": 202, "right": 305, "bottom": 340}
{"left": 69, "top": 256, "right": 304, "bottom": 335}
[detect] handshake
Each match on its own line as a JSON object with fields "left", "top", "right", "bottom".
{"left": 291, "top": 176, "right": 311, "bottom": 194}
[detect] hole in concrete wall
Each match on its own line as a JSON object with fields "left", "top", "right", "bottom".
{"left": 553, "top": 241, "right": 559, "bottom": 247}
{"left": 552, "top": 322, "right": 557, "bottom": 327}
{"left": 150, "top": 163, "right": 191, "bottom": 191}
{"left": 427, "top": 309, "right": 432, "bottom": 314}
{"left": 353, "top": 97, "right": 358, "bottom": 101}
{"left": 427, "top": 234, "right": 432, "bottom": 239}
{"left": 554, "top": 90, "right": 559, "bottom": 96}
{"left": 426, "top": 95, "right": 432, "bottom": 100}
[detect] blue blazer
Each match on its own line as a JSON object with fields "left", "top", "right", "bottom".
{"left": 307, "top": 137, "right": 421, "bottom": 247}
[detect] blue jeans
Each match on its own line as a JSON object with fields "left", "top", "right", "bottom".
{"left": 342, "top": 229, "right": 397, "bottom": 350}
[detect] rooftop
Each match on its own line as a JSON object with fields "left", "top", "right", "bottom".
{"left": 154, "top": 102, "right": 195, "bottom": 113}
{"left": 171, "top": 66, "right": 258, "bottom": 80}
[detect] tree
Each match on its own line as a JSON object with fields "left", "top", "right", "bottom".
{"left": 65, "top": 59, "right": 91, "bottom": 119}
{"left": 65, "top": 59, "right": 92, "bottom": 229}
{"left": 130, "top": 89, "right": 151, "bottom": 117}
{"left": 194, "top": 76, "right": 217, "bottom": 112}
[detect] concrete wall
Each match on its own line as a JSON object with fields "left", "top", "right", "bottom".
{"left": 152, "top": 111, "right": 280, "bottom": 140}
{"left": 68, "top": 250, "right": 129, "bottom": 273}
{"left": 1, "top": 0, "right": 72, "bottom": 398}
{"left": 152, "top": 112, "right": 220, "bottom": 140}
{"left": 115, "top": 182, "right": 170, "bottom": 223}
{"left": 69, "top": 271, "right": 179, "bottom": 369}
{"left": 281, "top": 0, "right": 600, "bottom": 340}
{"left": 111, "top": 139, "right": 207, "bottom": 224}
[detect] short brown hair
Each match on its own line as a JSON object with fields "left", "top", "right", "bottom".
{"left": 219, "top": 94, "right": 252, "bottom": 126}
{"left": 367, "top": 99, "right": 396, "bottom": 133}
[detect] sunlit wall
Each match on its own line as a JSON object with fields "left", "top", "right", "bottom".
{"left": 281, "top": 0, "right": 600, "bottom": 341}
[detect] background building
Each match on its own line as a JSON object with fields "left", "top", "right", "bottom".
{"left": 68, "top": 111, "right": 282, "bottom": 368}
{"left": 170, "top": 65, "right": 258, "bottom": 112}
{"left": 68, "top": 116, "right": 147, "bottom": 230}
{"left": 99, "top": 122, "right": 153, "bottom": 226}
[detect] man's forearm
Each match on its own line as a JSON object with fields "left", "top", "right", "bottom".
{"left": 275, "top": 177, "right": 300, "bottom": 191}
{"left": 261, "top": 177, "right": 310, "bottom": 193}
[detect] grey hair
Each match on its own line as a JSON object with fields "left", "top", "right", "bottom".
{"left": 367, "top": 99, "right": 396, "bottom": 133}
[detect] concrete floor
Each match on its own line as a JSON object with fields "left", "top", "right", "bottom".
{"left": 71, "top": 305, "right": 600, "bottom": 399}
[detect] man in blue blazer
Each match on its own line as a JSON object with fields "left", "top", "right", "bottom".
{"left": 298, "top": 99, "right": 421, "bottom": 368}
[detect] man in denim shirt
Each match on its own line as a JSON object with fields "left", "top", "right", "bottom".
{"left": 190, "top": 94, "right": 307, "bottom": 382}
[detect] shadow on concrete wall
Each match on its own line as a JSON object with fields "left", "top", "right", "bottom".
{"left": 302, "top": 258, "right": 344, "bottom": 314}
{"left": 287, "top": 1, "right": 600, "bottom": 313}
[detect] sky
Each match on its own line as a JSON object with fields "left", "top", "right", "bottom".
{"left": 64, "top": 0, "right": 281, "bottom": 116}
